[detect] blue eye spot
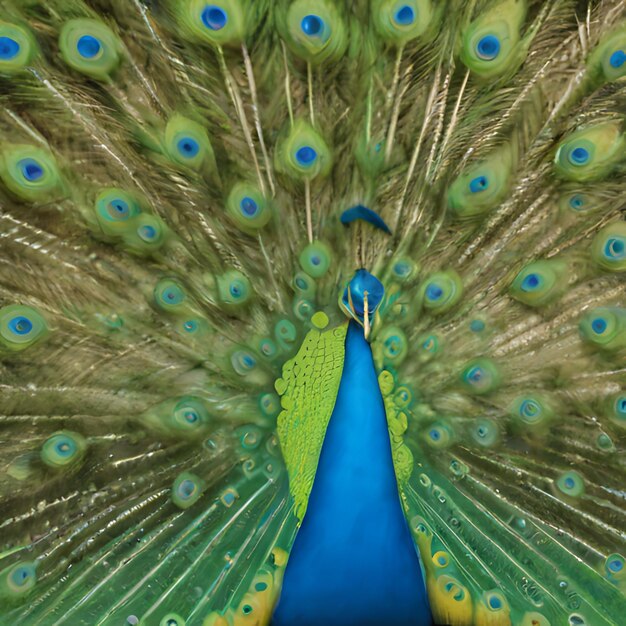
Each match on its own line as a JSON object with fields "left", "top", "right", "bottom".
{"left": 470, "top": 319, "right": 485, "bottom": 332}
{"left": 240, "top": 196, "right": 258, "bottom": 216}
{"left": 394, "top": 262, "right": 409, "bottom": 276}
{"left": 8, "top": 316, "right": 33, "bottom": 335}
{"left": 426, "top": 283, "right": 443, "bottom": 301}
{"left": 301, "top": 15, "right": 324, "bottom": 36}
{"left": 183, "top": 320, "right": 197, "bottom": 333}
{"left": 609, "top": 50, "right": 626, "bottom": 68}
{"left": 107, "top": 198, "right": 130, "bottom": 220}
{"left": 467, "top": 366, "right": 483, "bottom": 382}
{"left": 592, "top": 317, "right": 607, "bottom": 334}
{"left": 243, "top": 354, "right": 255, "bottom": 368}
{"left": 295, "top": 277, "right": 307, "bottom": 290}
{"left": 295, "top": 146, "right": 317, "bottom": 166}
{"left": 310, "top": 255, "right": 321, "bottom": 266}
{"left": 394, "top": 5, "right": 415, "bottom": 26}
{"left": 488, "top": 596, "right": 502, "bottom": 610}
{"left": 521, "top": 273, "right": 540, "bottom": 291}
{"left": 564, "top": 477, "right": 575, "bottom": 489}
{"left": 469, "top": 175, "right": 489, "bottom": 193}
{"left": 605, "top": 237, "right": 625, "bottom": 259}
{"left": 569, "top": 194, "right": 585, "bottom": 210}
{"left": 223, "top": 491, "right": 235, "bottom": 505}
{"left": 55, "top": 440, "right": 74, "bottom": 456}
{"left": 19, "top": 159, "right": 44, "bottom": 182}
{"left": 77, "top": 35, "right": 102, "bottom": 59}
{"left": 609, "top": 559, "right": 624, "bottom": 572}
{"left": 179, "top": 479, "right": 196, "bottom": 498}
{"left": 139, "top": 224, "right": 156, "bottom": 241}
{"left": 10, "top": 566, "right": 33, "bottom": 587}
{"left": 429, "top": 429, "right": 441, "bottom": 441}
{"left": 0, "top": 36, "right": 20, "bottom": 60}
{"left": 520, "top": 400, "right": 539, "bottom": 417}
{"left": 374, "top": 142, "right": 382, "bottom": 152}
{"left": 184, "top": 411, "right": 198, "bottom": 423}
{"left": 230, "top": 283, "right": 241, "bottom": 297}
{"left": 569, "top": 146, "right": 589, "bottom": 165}
{"left": 255, "top": 582, "right": 268, "bottom": 592}
{"left": 617, "top": 397, "right": 626, "bottom": 416}
{"left": 202, "top": 6, "right": 228, "bottom": 31}
{"left": 177, "top": 137, "right": 200, "bottom": 158}
{"left": 476, "top": 35, "right": 500, "bottom": 60}
{"left": 385, "top": 336, "right": 401, "bottom": 355}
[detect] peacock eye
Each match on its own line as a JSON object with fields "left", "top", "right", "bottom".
{"left": 202, "top": 6, "right": 228, "bottom": 31}
{"left": 301, "top": 15, "right": 324, "bottom": 36}
{"left": 475, "top": 34, "right": 500, "bottom": 60}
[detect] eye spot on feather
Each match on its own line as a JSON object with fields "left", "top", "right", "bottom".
{"left": 591, "top": 317, "right": 606, "bottom": 334}
{"left": 604, "top": 237, "right": 624, "bottom": 259}
{"left": 568, "top": 615, "right": 585, "bottom": 626}
{"left": 171, "top": 472, "right": 204, "bottom": 509}
{"left": 240, "top": 196, "right": 258, "bottom": 216}
{"left": 76, "top": 35, "right": 102, "bottom": 59}
{"left": 8, "top": 316, "right": 32, "bottom": 335}
{"left": 202, "top": 6, "right": 228, "bottom": 31}
{"left": 295, "top": 145, "right": 317, "bottom": 166}
{"left": 426, "top": 283, "right": 443, "bottom": 301}
{"left": 18, "top": 158, "right": 44, "bottom": 182}
{"left": 568, "top": 146, "right": 590, "bottom": 166}
{"left": 521, "top": 273, "right": 540, "bottom": 291}
{"left": 568, "top": 194, "right": 585, "bottom": 210}
{"left": 41, "top": 431, "right": 86, "bottom": 469}
{"left": 6, "top": 562, "right": 36, "bottom": 595}
{"left": 139, "top": 224, "right": 156, "bottom": 241}
{"left": 469, "top": 319, "right": 485, "bottom": 332}
{"left": 0, "top": 36, "right": 20, "bottom": 60}
{"left": 469, "top": 175, "right": 489, "bottom": 193}
{"left": 126, "top": 615, "right": 139, "bottom": 625}
{"left": 176, "top": 137, "right": 200, "bottom": 158}
{"left": 609, "top": 50, "right": 626, "bottom": 68}
{"left": 476, "top": 34, "right": 500, "bottom": 60}
{"left": 555, "top": 471, "right": 584, "bottom": 498}
{"left": 421, "top": 334, "right": 438, "bottom": 353}
{"left": 183, "top": 320, "right": 197, "bottom": 333}
{"left": 301, "top": 15, "right": 324, "bottom": 37}
{"left": 394, "top": 6, "right": 415, "bottom": 26}
{"left": 221, "top": 488, "right": 238, "bottom": 507}
{"left": 605, "top": 554, "right": 625, "bottom": 580}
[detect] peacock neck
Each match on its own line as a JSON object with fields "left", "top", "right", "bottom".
{"left": 272, "top": 321, "right": 431, "bottom": 626}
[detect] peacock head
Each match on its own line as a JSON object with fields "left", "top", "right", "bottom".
{"left": 339, "top": 268, "right": 385, "bottom": 337}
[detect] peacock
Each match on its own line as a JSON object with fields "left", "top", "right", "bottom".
{"left": 0, "top": 0, "right": 625, "bottom": 624}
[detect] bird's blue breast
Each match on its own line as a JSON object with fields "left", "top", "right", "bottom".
{"left": 272, "top": 321, "right": 431, "bottom": 626}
